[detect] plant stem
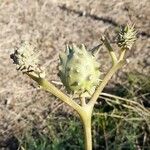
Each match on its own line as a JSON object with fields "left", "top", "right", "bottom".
{"left": 80, "top": 106, "right": 93, "bottom": 150}
{"left": 119, "top": 48, "right": 126, "bottom": 61}
{"left": 101, "top": 36, "right": 118, "bottom": 64}
{"left": 83, "top": 116, "right": 92, "bottom": 150}
{"left": 26, "top": 72, "right": 83, "bottom": 114}
{"left": 88, "top": 60, "right": 125, "bottom": 106}
{"left": 81, "top": 96, "right": 86, "bottom": 106}
{"left": 26, "top": 72, "right": 94, "bottom": 150}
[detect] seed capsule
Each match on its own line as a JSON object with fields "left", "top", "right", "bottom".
{"left": 116, "top": 24, "right": 137, "bottom": 50}
{"left": 58, "top": 44, "right": 101, "bottom": 97}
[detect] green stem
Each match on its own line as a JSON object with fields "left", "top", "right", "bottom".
{"left": 88, "top": 60, "right": 125, "bottom": 106}
{"left": 26, "top": 72, "right": 83, "bottom": 114}
{"left": 101, "top": 36, "right": 118, "bottom": 64}
{"left": 80, "top": 105, "right": 93, "bottom": 150}
{"left": 119, "top": 48, "right": 126, "bottom": 61}
{"left": 83, "top": 116, "right": 92, "bottom": 150}
{"left": 80, "top": 96, "right": 86, "bottom": 106}
{"left": 26, "top": 72, "right": 94, "bottom": 150}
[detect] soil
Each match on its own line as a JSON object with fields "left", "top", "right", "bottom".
{"left": 0, "top": 0, "right": 149, "bottom": 148}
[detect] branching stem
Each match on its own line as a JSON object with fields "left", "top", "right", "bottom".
{"left": 80, "top": 105, "right": 93, "bottom": 150}
{"left": 25, "top": 40, "right": 126, "bottom": 150}
{"left": 80, "top": 96, "right": 86, "bottom": 106}
{"left": 101, "top": 36, "right": 118, "bottom": 64}
{"left": 119, "top": 48, "right": 126, "bottom": 61}
{"left": 26, "top": 72, "right": 83, "bottom": 114}
{"left": 88, "top": 60, "right": 125, "bottom": 107}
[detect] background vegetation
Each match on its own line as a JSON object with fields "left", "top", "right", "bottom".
{"left": 18, "top": 72, "right": 150, "bottom": 150}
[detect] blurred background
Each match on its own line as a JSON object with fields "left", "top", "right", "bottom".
{"left": 0, "top": 0, "right": 149, "bottom": 149}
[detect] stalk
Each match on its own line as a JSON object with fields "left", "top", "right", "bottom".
{"left": 88, "top": 60, "right": 125, "bottom": 106}
{"left": 83, "top": 116, "right": 92, "bottom": 150}
{"left": 26, "top": 72, "right": 83, "bottom": 114}
{"left": 80, "top": 105, "right": 93, "bottom": 150}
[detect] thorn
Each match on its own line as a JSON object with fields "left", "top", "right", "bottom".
{"left": 70, "top": 67, "right": 73, "bottom": 71}
{"left": 90, "top": 43, "right": 103, "bottom": 56}
{"left": 51, "top": 80, "right": 63, "bottom": 85}
{"left": 65, "top": 44, "right": 70, "bottom": 54}
{"left": 71, "top": 81, "right": 80, "bottom": 86}
{"left": 73, "top": 53, "right": 78, "bottom": 58}
{"left": 81, "top": 87, "right": 85, "bottom": 91}
{"left": 68, "top": 74, "right": 72, "bottom": 78}
{"left": 59, "top": 53, "right": 65, "bottom": 62}
{"left": 75, "top": 69, "right": 80, "bottom": 73}
{"left": 58, "top": 66, "right": 62, "bottom": 71}
{"left": 66, "top": 67, "right": 70, "bottom": 71}
{"left": 101, "top": 35, "right": 105, "bottom": 42}
{"left": 78, "top": 51, "right": 83, "bottom": 56}
{"left": 39, "top": 71, "right": 45, "bottom": 78}
{"left": 88, "top": 75, "right": 92, "bottom": 80}
{"left": 75, "top": 58, "right": 80, "bottom": 64}
{"left": 95, "top": 62, "right": 100, "bottom": 68}
{"left": 81, "top": 44, "right": 86, "bottom": 52}
{"left": 72, "top": 43, "right": 78, "bottom": 51}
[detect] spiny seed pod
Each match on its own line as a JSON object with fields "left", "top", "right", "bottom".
{"left": 58, "top": 44, "right": 101, "bottom": 97}
{"left": 116, "top": 24, "right": 136, "bottom": 50}
{"left": 10, "top": 41, "right": 45, "bottom": 78}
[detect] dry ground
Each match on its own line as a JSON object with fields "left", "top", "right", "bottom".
{"left": 0, "top": 0, "right": 150, "bottom": 147}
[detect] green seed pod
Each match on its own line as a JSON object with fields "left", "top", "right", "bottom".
{"left": 58, "top": 44, "right": 101, "bottom": 97}
{"left": 116, "top": 24, "right": 136, "bottom": 50}
{"left": 10, "top": 41, "right": 45, "bottom": 78}
{"left": 10, "top": 41, "right": 39, "bottom": 72}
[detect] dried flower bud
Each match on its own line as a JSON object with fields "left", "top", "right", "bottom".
{"left": 116, "top": 24, "right": 136, "bottom": 50}
{"left": 10, "top": 41, "right": 45, "bottom": 78}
